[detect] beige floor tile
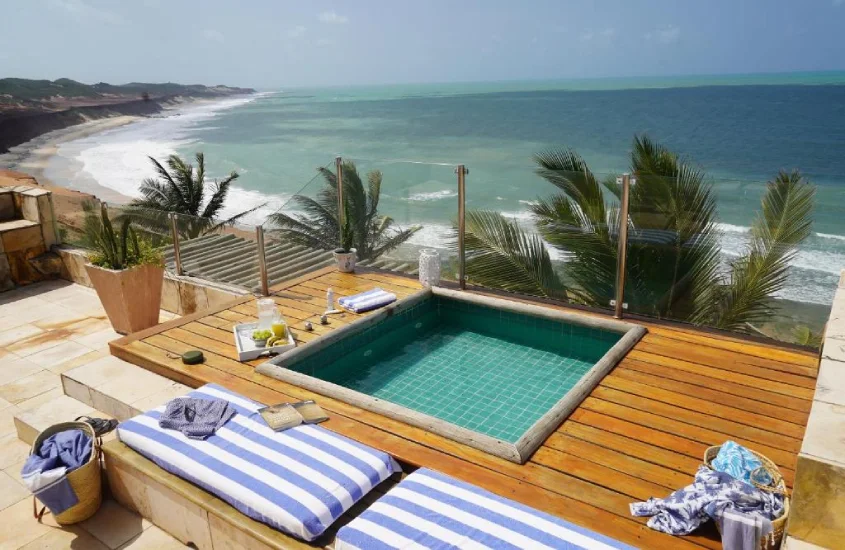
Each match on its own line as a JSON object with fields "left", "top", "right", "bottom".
{"left": 131, "top": 382, "right": 191, "bottom": 412}
{"left": 0, "top": 470, "right": 28, "bottom": 511}
{"left": 64, "top": 356, "right": 138, "bottom": 389}
{"left": 0, "top": 370, "right": 60, "bottom": 405}
{"left": 32, "top": 305, "right": 91, "bottom": 331}
{"left": 3, "top": 458, "right": 26, "bottom": 488}
{"left": 96, "top": 368, "right": 175, "bottom": 410}
{"left": 46, "top": 348, "right": 110, "bottom": 375}
{"left": 0, "top": 324, "right": 44, "bottom": 348}
{"left": 81, "top": 499, "right": 150, "bottom": 550}
{"left": 75, "top": 327, "right": 122, "bottom": 350}
{"left": 6, "top": 330, "right": 70, "bottom": 358}
{"left": 0, "top": 497, "right": 53, "bottom": 549}
{"left": 19, "top": 526, "right": 110, "bottom": 550}
{"left": 15, "top": 395, "right": 96, "bottom": 444}
{"left": 27, "top": 340, "right": 93, "bottom": 369}
{"left": 64, "top": 316, "right": 111, "bottom": 338}
{"left": 36, "top": 283, "right": 98, "bottom": 304}
{"left": 0, "top": 433, "right": 30, "bottom": 470}
{"left": 0, "top": 406, "right": 19, "bottom": 437}
{"left": 15, "top": 387, "right": 64, "bottom": 412}
{"left": 0, "top": 355, "right": 43, "bottom": 387}
{"left": 0, "top": 301, "right": 54, "bottom": 332}
{"left": 116, "top": 525, "right": 184, "bottom": 550}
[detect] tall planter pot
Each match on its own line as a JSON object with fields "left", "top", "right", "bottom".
{"left": 85, "top": 263, "right": 164, "bottom": 334}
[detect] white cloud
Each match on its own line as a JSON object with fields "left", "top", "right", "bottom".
{"left": 645, "top": 25, "right": 681, "bottom": 44}
{"left": 287, "top": 25, "right": 307, "bottom": 38}
{"left": 49, "top": 0, "right": 123, "bottom": 24}
{"left": 318, "top": 11, "right": 348, "bottom": 24}
{"left": 202, "top": 29, "right": 224, "bottom": 43}
{"left": 834, "top": 0, "right": 844, "bottom": 6}
{"left": 315, "top": 38, "right": 334, "bottom": 47}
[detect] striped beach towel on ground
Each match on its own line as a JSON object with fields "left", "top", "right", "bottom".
{"left": 335, "top": 468, "right": 633, "bottom": 549}
{"left": 117, "top": 383, "right": 400, "bottom": 542}
{"left": 338, "top": 288, "right": 397, "bottom": 313}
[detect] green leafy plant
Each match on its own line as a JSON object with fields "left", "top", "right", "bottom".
{"left": 83, "top": 202, "right": 163, "bottom": 270}
{"left": 454, "top": 135, "right": 816, "bottom": 333}
{"left": 127, "top": 152, "right": 264, "bottom": 239}
{"left": 267, "top": 160, "right": 420, "bottom": 261}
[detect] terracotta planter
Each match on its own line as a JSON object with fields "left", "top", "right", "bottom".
{"left": 85, "top": 263, "right": 164, "bottom": 334}
{"left": 333, "top": 249, "right": 357, "bottom": 273}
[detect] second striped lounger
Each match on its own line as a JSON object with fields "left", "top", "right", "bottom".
{"left": 117, "top": 383, "right": 400, "bottom": 542}
{"left": 335, "top": 468, "right": 633, "bottom": 549}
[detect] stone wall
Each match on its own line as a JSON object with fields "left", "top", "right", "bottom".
{"left": 0, "top": 179, "right": 61, "bottom": 289}
{"left": 788, "top": 271, "right": 845, "bottom": 548}
{"left": 57, "top": 246, "right": 246, "bottom": 315}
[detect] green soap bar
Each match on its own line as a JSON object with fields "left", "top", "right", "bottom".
{"left": 182, "top": 350, "right": 204, "bottom": 365}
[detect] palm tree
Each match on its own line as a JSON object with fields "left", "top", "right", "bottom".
{"left": 266, "top": 160, "right": 420, "bottom": 261}
{"left": 127, "top": 153, "right": 263, "bottom": 239}
{"left": 457, "top": 136, "right": 814, "bottom": 333}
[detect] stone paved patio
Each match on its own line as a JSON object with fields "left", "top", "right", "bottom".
{"left": 0, "top": 279, "right": 184, "bottom": 549}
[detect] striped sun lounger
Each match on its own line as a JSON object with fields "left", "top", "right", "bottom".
{"left": 335, "top": 468, "right": 634, "bottom": 549}
{"left": 338, "top": 287, "right": 397, "bottom": 313}
{"left": 117, "top": 383, "right": 400, "bottom": 542}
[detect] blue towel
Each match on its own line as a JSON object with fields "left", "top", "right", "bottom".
{"left": 159, "top": 397, "right": 236, "bottom": 440}
{"left": 711, "top": 441, "right": 773, "bottom": 487}
{"left": 21, "top": 429, "right": 92, "bottom": 516}
{"left": 338, "top": 288, "right": 397, "bottom": 313}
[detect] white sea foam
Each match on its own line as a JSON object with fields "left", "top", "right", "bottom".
{"left": 404, "top": 189, "right": 458, "bottom": 201}
{"left": 51, "top": 94, "right": 281, "bottom": 225}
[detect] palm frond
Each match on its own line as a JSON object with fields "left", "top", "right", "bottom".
{"left": 712, "top": 170, "right": 815, "bottom": 330}
{"left": 455, "top": 210, "right": 566, "bottom": 299}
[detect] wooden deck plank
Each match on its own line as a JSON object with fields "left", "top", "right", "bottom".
{"left": 109, "top": 267, "right": 819, "bottom": 550}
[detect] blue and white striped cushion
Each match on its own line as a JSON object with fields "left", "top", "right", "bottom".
{"left": 335, "top": 468, "right": 634, "bottom": 549}
{"left": 117, "top": 383, "right": 400, "bottom": 542}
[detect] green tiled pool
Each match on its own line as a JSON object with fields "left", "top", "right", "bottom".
{"left": 274, "top": 293, "right": 628, "bottom": 447}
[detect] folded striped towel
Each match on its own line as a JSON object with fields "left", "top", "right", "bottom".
{"left": 338, "top": 288, "right": 397, "bottom": 313}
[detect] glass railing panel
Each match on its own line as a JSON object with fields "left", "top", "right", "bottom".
{"left": 341, "top": 157, "right": 458, "bottom": 280}
{"left": 624, "top": 170, "right": 831, "bottom": 347}
{"left": 260, "top": 161, "right": 339, "bottom": 287}
{"left": 459, "top": 162, "right": 619, "bottom": 311}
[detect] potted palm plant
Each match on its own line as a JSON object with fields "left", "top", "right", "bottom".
{"left": 83, "top": 203, "right": 165, "bottom": 334}
{"left": 333, "top": 208, "right": 357, "bottom": 272}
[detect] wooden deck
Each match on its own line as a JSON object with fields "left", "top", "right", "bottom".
{"left": 110, "top": 267, "right": 819, "bottom": 549}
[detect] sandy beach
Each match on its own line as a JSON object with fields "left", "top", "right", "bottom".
{"left": 0, "top": 115, "right": 139, "bottom": 204}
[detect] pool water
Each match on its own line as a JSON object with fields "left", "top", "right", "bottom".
{"left": 287, "top": 296, "right": 621, "bottom": 443}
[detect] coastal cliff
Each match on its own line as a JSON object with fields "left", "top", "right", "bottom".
{"left": 0, "top": 77, "right": 256, "bottom": 154}
{"left": 0, "top": 94, "right": 251, "bottom": 154}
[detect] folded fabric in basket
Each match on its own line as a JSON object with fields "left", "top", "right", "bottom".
{"left": 338, "top": 288, "right": 397, "bottom": 313}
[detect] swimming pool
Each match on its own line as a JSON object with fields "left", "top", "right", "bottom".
{"left": 257, "top": 288, "right": 646, "bottom": 463}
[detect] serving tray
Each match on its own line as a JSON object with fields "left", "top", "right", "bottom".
{"left": 233, "top": 322, "right": 296, "bottom": 362}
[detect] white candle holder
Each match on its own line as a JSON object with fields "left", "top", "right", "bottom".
{"left": 418, "top": 248, "right": 441, "bottom": 288}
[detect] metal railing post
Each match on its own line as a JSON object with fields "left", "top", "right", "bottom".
{"left": 169, "top": 212, "right": 184, "bottom": 276}
{"left": 614, "top": 173, "right": 631, "bottom": 318}
{"left": 457, "top": 164, "right": 467, "bottom": 289}
{"left": 256, "top": 225, "right": 269, "bottom": 296}
{"left": 335, "top": 156, "right": 344, "bottom": 249}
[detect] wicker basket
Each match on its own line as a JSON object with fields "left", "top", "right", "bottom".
{"left": 30, "top": 421, "right": 103, "bottom": 525}
{"left": 703, "top": 446, "right": 789, "bottom": 550}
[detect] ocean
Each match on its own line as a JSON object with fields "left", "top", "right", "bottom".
{"left": 42, "top": 73, "right": 845, "bottom": 307}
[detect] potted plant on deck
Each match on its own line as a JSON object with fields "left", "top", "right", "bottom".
{"left": 333, "top": 207, "right": 357, "bottom": 273}
{"left": 83, "top": 203, "right": 165, "bottom": 334}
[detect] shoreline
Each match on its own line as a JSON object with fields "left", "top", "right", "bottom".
{"left": 0, "top": 115, "right": 140, "bottom": 204}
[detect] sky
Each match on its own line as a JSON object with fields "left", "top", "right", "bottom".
{"left": 1, "top": 0, "right": 845, "bottom": 89}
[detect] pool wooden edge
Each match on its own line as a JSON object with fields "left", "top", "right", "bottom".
{"left": 257, "top": 288, "right": 648, "bottom": 465}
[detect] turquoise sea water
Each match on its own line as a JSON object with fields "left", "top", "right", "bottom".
{"left": 288, "top": 296, "right": 618, "bottom": 443}
{"left": 42, "top": 72, "right": 845, "bottom": 305}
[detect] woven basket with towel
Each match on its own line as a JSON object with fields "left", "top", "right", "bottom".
{"left": 704, "top": 445, "right": 789, "bottom": 550}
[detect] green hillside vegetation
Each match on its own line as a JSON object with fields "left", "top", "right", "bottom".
{"left": 0, "top": 77, "right": 254, "bottom": 102}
